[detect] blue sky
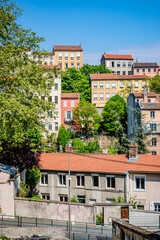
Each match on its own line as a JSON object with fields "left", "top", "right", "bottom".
{"left": 17, "top": 0, "right": 160, "bottom": 65}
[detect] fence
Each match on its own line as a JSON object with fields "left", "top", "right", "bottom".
{"left": 0, "top": 214, "right": 112, "bottom": 240}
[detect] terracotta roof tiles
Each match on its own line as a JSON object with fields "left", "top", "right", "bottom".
{"left": 104, "top": 53, "right": 133, "bottom": 60}
{"left": 133, "top": 92, "right": 156, "bottom": 98}
{"left": 61, "top": 93, "right": 80, "bottom": 99}
{"left": 90, "top": 73, "right": 147, "bottom": 80}
{"left": 54, "top": 45, "right": 82, "bottom": 51}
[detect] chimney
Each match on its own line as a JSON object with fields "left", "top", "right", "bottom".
{"left": 65, "top": 144, "right": 74, "bottom": 154}
{"left": 136, "top": 58, "right": 138, "bottom": 63}
{"left": 102, "top": 146, "right": 108, "bottom": 154}
{"left": 128, "top": 144, "right": 138, "bottom": 160}
{"left": 143, "top": 85, "right": 148, "bottom": 103}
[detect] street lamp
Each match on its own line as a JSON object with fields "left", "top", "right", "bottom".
{"left": 68, "top": 143, "right": 71, "bottom": 240}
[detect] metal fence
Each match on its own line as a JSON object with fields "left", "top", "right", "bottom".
{"left": 0, "top": 214, "right": 112, "bottom": 240}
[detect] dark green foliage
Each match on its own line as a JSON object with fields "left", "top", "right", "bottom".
{"left": 85, "top": 140, "right": 101, "bottom": 153}
{"left": 73, "top": 138, "right": 85, "bottom": 153}
{"left": 73, "top": 138, "right": 101, "bottom": 153}
{"left": 149, "top": 75, "right": 160, "bottom": 93}
{"left": 26, "top": 167, "right": 41, "bottom": 196}
{"left": 58, "top": 125, "right": 71, "bottom": 151}
{"left": 80, "top": 64, "right": 112, "bottom": 76}
{"left": 41, "top": 133, "right": 57, "bottom": 153}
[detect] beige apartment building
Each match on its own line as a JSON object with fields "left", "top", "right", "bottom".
{"left": 53, "top": 45, "right": 83, "bottom": 70}
{"left": 101, "top": 53, "right": 133, "bottom": 75}
{"left": 27, "top": 49, "right": 55, "bottom": 66}
{"left": 133, "top": 62, "right": 159, "bottom": 77}
{"left": 90, "top": 73, "right": 147, "bottom": 112}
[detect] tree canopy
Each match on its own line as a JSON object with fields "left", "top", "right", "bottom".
{"left": 0, "top": 0, "right": 56, "bottom": 167}
{"left": 58, "top": 125, "right": 71, "bottom": 151}
{"left": 73, "top": 100, "right": 100, "bottom": 136}
{"left": 80, "top": 64, "right": 111, "bottom": 76}
{"left": 149, "top": 75, "right": 160, "bottom": 93}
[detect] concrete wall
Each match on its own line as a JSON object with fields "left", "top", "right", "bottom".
{"left": 14, "top": 198, "right": 133, "bottom": 224}
{"left": 129, "top": 209, "right": 160, "bottom": 227}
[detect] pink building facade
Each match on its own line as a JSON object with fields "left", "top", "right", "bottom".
{"left": 133, "top": 62, "right": 159, "bottom": 77}
{"left": 61, "top": 93, "right": 80, "bottom": 130}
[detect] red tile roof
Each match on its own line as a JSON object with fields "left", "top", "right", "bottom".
{"left": 40, "top": 153, "right": 160, "bottom": 174}
{"left": 54, "top": 45, "right": 82, "bottom": 51}
{"left": 90, "top": 73, "right": 147, "bottom": 80}
{"left": 104, "top": 53, "right": 133, "bottom": 60}
{"left": 133, "top": 92, "right": 156, "bottom": 98}
{"left": 61, "top": 93, "right": 80, "bottom": 99}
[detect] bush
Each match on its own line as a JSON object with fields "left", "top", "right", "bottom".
{"left": 58, "top": 125, "right": 71, "bottom": 151}
{"left": 73, "top": 138, "right": 85, "bottom": 153}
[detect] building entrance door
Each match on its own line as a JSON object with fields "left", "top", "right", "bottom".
{"left": 121, "top": 207, "right": 129, "bottom": 218}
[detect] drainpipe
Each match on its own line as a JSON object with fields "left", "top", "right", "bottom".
{"left": 124, "top": 171, "right": 128, "bottom": 203}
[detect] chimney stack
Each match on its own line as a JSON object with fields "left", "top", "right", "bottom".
{"left": 128, "top": 144, "right": 138, "bottom": 160}
{"left": 143, "top": 85, "right": 148, "bottom": 103}
{"left": 65, "top": 144, "right": 74, "bottom": 154}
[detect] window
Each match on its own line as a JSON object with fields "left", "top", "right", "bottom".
{"left": 65, "top": 63, "right": 68, "bottom": 69}
{"left": 48, "top": 96, "right": 52, "bottom": 102}
{"left": 77, "top": 175, "right": 85, "bottom": 187}
{"left": 135, "top": 175, "right": 145, "bottom": 190}
{"left": 122, "top": 71, "right": 126, "bottom": 75}
{"left": 55, "top": 83, "right": 58, "bottom": 90}
{"left": 154, "top": 68, "right": 157, "bottom": 73}
{"left": 48, "top": 83, "right": 52, "bottom": 89}
{"left": 106, "top": 93, "right": 110, "bottom": 99}
{"left": 128, "top": 62, "right": 132, "bottom": 67}
{"left": 142, "top": 82, "right": 146, "bottom": 87}
{"left": 100, "top": 93, "right": 104, "bottom": 100}
{"left": 112, "top": 61, "right": 115, "bottom": 67}
{"left": 117, "top": 61, "right": 120, "bottom": 67}
{"left": 106, "top": 176, "right": 115, "bottom": 188}
{"left": 142, "top": 68, "right": 145, "bottom": 73}
{"left": 41, "top": 122, "right": 45, "bottom": 128}
{"left": 94, "top": 82, "right": 97, "bottom": 89}
{"left": 58, "top": 174, "right": 66, "bottom": 185}
{"left": 90, "top": 199, "right": 96, "bottom": 204}
{"left": 77, "top": 63, "right": 80, "bottom": 69}
{"left": 59, "top": 195, "right": 68, "bottom": 202}
{"left": 136, "top": 68, "right": 139, "bottom": 73}
{"left": 94, "top": 93, "right": 97, "bottom": 100}
{"left": 152, "top": 138, "right": 157, "bottom": 146}
{"left": 65, "top": 111, "right": 73, "bottom": 121}
{"left": 71, "top": 101, "right": 74, "bottom": 107}
{"left": 55, "top": 122, "right": 58, "bottom": 131}
{"left": 55, "top": 96, "right": 58, "bottom": 104}
{"left": 77, "top": 196, "right": 85, "bottom": 204}
{"left": 59, "top": 52, "right": 62, "bottom": 59}
{"left": 150, "top": 123, "right": 156, "bottom": 132}
{"left": 154, "top": 203, "right": 160, "bottom": 212}
{"left": 92, "top": 175, "right": 99, "bottom": 187}
{"left": 127, "top": 82, "right": 131, "bottom": 87}
{"left": 50, "top": 61, "right": 53, "bottom": 65}
{"left": 41, "top": 173, "right": 48, "bottom": 185}
{"left": 112, "top": 93, "right": 116, "bottom": 97}
{"left": 63, "top": 101, "right": 67, "bottom": 108}
{"left": 117, "top": 71, "right": 120, "bottom": 75}
{"left": 41, "top": 193, "right": 50, "bottom": 200}
{"left": 71, "top": 52, "right": 74, "bottom": 59}
{"left": 65, "top": 52, "right": 68, "bottom": 59}
{"left": 48, "top": 123, "right": 52, "bottom": 130}
{"left": 152, "top": 151, "right": 157, "bottom": 155}
{"left": 148, "top": 99, "right": 151, "bottom": 103}
{"left": 120, "top": 82, "right": 124, "bottom": 88}
{"left": 71, "top": 63, "right": 74, "bottom": 68}
{"left": 137, "top": 205, "right": 144, "bottom": 210}
{"left": 44, "top": 55, "right": 48, "bottom": 59}
{"left": 48, "top": 111, "right": 52, "bottom": 118}
{"left": 77, "top": 52, "right": 80, "bottom": 59}
{"left": 150, "top": 111, "right": 155, "bottom": 118}
{"left": 122, "top": 62, "right": 126, "bottom": 67}
{"left": 41, "top": 96, "right": 45, "bottom": 100}
{"left": 148, "top": 68, "right": 151, "bottom": 73}
{"left": 106, "top": 82, "right": 110, "bottom": 89}
{"left": 112, "top": 82, "right": 116, "bottom": 88}
{"left": 50, "top": 55, "right": 53, "bottom": 59}
{"left": 100, "top": 82, "right": 103, "bottom": 88}
{"left": 128, "top": 71, "right": 132, "bottom": 75}
{"left": 135, "top": 82, "right": 139, "bottom": 88}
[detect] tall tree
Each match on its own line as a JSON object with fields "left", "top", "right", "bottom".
{"left": 58, "top": 125, "right": 71, "bottom": 152}
{"left": 149, "top": 75, "right": 160, "bottom": 93}
{"left": 0, "top": 0, "right": 56, "bottom": 167}
{"left": 80, "top": 64, "right": 111, "bottom": 76}
{"left": 73, "top": 100, "right": 100, "bottom": 137}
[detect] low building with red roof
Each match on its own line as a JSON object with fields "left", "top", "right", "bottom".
{"left": 101, "top": 53, "right": 133, "bottom": 75}
{"left": 38, "top": 145, "right": 160, "bottom": 211}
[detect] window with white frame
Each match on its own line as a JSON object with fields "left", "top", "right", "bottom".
{"left": 142, "top": 68, "right": 145, "bottom": 73}
{"left": 55, "top": 83, "right": 58, "bottom": 90}
{"left": 142, "top": 82, "right": 146, "bottom": 87}
{"left": 77, "top": 52, "right": 80, "bottom": 59}
{"left": 41, "top": 193, "right": 50, "bottom": 200}
{"left": 48, "top": 123, "right": 52, "bottom": 131}
{"left": 117, "top": 71, "right": 120, "bottom": 75}
{"left": 106, "top": 93, "right": 110, "bottom": 99}
{"left": 152, "top": 151, "right": 157, "bottom": 155}
{"left": 150, "top": 111, "right": 155, "bottom": 118}
{"left": 122, "top": 62, "right": 126, "bottom": 67}
{"left": 150, "top": 123, "right": 156, "bottom": 132}
{"left": 90, "top": 199, "right": 96, "bottom": 204}
{"left": 77, "top": 63, "right": 80, "bottom": 69}
{"left": 65, "top": 52, "right": 68, "bottom": 59}
{"left": 106, "top": 176, "right": 115, "bottom": 188}
{"left": 135, "top": 82, "right": 139, "bottom": 88}
{"left": 40, "top": 173, "right": 48, "bottom": 185}
{"left": 112, "top": 61, "right": 115, "bottom": 67}
{"left": 154, "top": 68, "right": 157, "bottom": 73}
{"left": 128, "top": 62, "right": 132, "bottom": 67}
{"left": 92, "top": 175, "right": 99, "bottom": 187}
{"left": 152, "top": 137, "right": 157, "bottom": 146}
{"left": 63, "top": 101, "right": 67, "bottom": 108}
{"left": 94, "top": 82, "right": 97, "bottom": 89}
{"left": 55, "top": 122, "right": 58, "bottom": 131}
{"left": 122, "top": 71, "right": 126, "bottom": 75}
{"left": 117, "top": 61, "right": 120, "bottom": 67}
{"left": 71, "top": 63, "right": 74, "bottom": 68}
{"left": 106, "top": 82, "right": 110, "bottom": 89}
{"left": 94, "top": 93, "right": 97, "bottom": 100}
{"left": 65, "top": 63, "right": 68, "bottom": 69}
{"left": 127, "top": 82, "right": 131, "bottom": 87}
{"left": 65, "top": 111, "right": 73, "bottom": 121}
{"left": 58, "top": 174, "right": 66, "bottom": 185}
{"left": 71, "top": 100, "right": 74, "bottom": 107}
{"left": 112, "top": 93, "right": 116, "bottom": 97}
{"left": 59, "top": 52, "right": 62, "bottom": 59}
{"left": 100, "top": 82, "right": 103, "bottom": 88}
{"left": 76, "top": 175, "right": 85, "bottom": 187}
{"left": 148, "top": 68, "right": 151, "bottom": 73}
{"left": 120, "top": 82, "right": 124, "bottom": 88}
{"left": 154, "top": 203, "right": 160, "bottom": 211}
{"left": 100, "top": 93, "right": 104, "bottom": 100}
{"left": 59, "top": 195, "right": 68, "bottom": 202}
{"left": 134, "top": 175, "right": 145, "bottom": 190}
{"left": 71, "top": 52, "right": 74, "bottom": 59}
{"left": 77, "top": 195, "right": 85, "bottom": 203}
{"left": 48, "top": 111, "right": 52, "bottom": 118}
{"left": 112, "top": 82, "right": 116, "bottom": 88}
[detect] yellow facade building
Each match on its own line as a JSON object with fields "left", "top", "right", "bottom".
{"left": 53, "top": 45, "right": 83, "bottom": 70}
{"left": 90, "top": 73, "right": 148, "bottom": 112}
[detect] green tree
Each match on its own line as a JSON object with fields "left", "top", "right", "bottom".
{"left": 0, "top": 0, "right": 56, "bottom": 167}
{"left": 58, "top": 125, "right": 71, "bottom": 151}
{"left": 73, "top": 100, "right": 101, "bottom": 137}
{"left": 85, "top": 140, "right": 101, "bottom": 153}
{"left": 26, "top": 167, "right": 41, "bottom": 197}
{"left": 80, "top": 64, "right": 111, "bottom": 76}
{"left": 73, "top": 138, "right": 85, "bottom": 153}
{"left": 41, "top": 133, "right": 57, "bottom": 153}
{"left": 149, "top": 75, "right": 160, "bottom": 93}
{"left": 61, "top": 68, "right": 90, "bottom": 101}
{"left": 102, "top": 94, "right": 127, "bottom": 133}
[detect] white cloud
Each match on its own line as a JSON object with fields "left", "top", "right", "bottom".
{"left": 84, "top": 42, "right": 160, "bottom": 65}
